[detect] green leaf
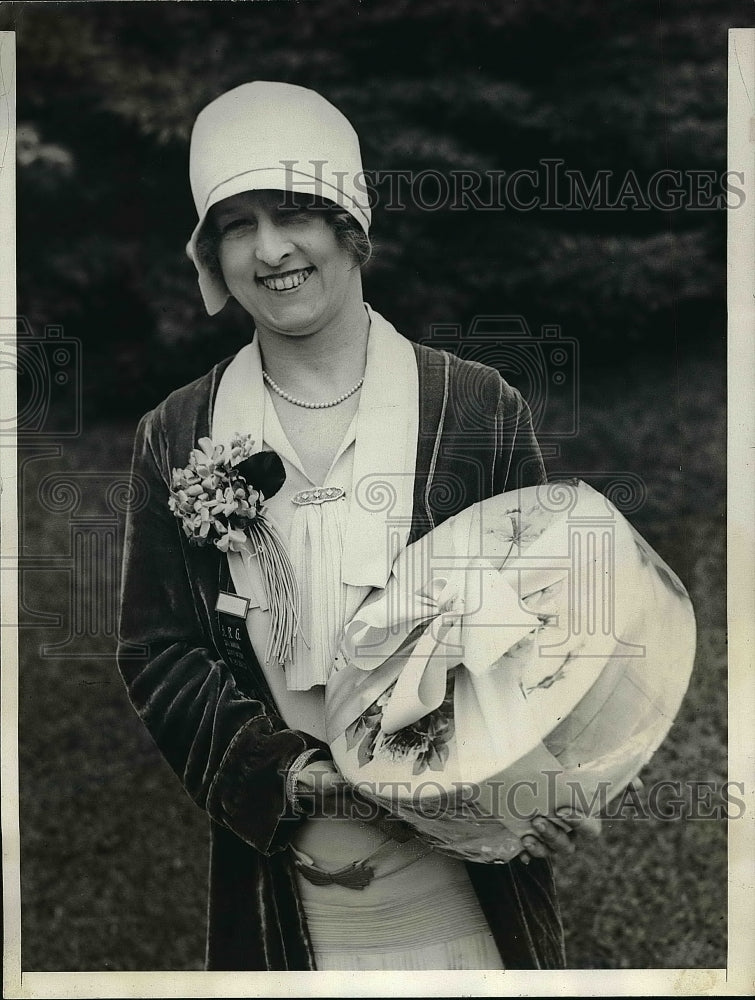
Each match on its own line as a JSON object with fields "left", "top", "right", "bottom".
{"left": 412, "top": 752, "right": 429, "bottom": 776}
{"left": 357, "top": 726, "right": 379, "bottom": 767}
{"left": 345, "top": 716, "right": 366, "bottom": 752}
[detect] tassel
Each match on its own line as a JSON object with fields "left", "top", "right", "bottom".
{"left": 246, "top": 511, "right": 301, "bottom": 667}
{"left": 293, "top": 857, "right": 375, "bottom": 890}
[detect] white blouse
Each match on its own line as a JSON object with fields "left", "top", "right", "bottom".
{"left": 211, "top": 304, "right": 419, "bottom": 736}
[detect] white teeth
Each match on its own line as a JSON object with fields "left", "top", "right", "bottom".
{"left": 261, "top": 268, "right": 311, "bottom": 291}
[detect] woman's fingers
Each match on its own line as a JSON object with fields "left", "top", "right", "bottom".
{"left": 295, "top": 761, "right": 347, "bottom": 797}
{"left": 524, "top": 778, "right": 641, "bottom": 856}
{"left": 554, "top": 808, "right": 602, "bottom": 839}
{"left": 543, "top": 776, "right": 636, "bottom": 844}
{"left": 521, "top": 835, "right": 548, "bottom": 859}
{"left": 531, "top": 816, "right": 576, "bottom": 855}
{"left": 523, "top": 809, "right": 603, "bottom": 858}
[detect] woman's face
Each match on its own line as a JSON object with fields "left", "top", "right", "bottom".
{"left": 211, "top": 189, "right": 360, "bottom": 338}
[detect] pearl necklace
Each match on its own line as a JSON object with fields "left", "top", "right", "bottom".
{"left": 262, "top": 370, "right": 364, "bottom": 409}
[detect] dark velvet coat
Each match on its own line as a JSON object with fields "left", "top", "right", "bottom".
{"left": 117, "top": 338, "right": 566, "bottom": 971}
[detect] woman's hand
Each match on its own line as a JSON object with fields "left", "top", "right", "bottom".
{"left": 517, "top": 776, "right": 643, "bottom": 863}
{"left": 518, "top": 809, "right": 602, "bottom": 863}
{"left": 294, "top": 760, "right": 349, "bottom": 809}
{"left": 294, "top": 763, "right": 417, "bottom": 840}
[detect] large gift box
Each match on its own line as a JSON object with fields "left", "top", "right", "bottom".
{"left": 325, "top": 480, "right": 696, "bottom": 862}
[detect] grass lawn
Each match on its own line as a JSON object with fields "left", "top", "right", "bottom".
{"left": 17, "top": 348, "right": 726, "bottom": 970}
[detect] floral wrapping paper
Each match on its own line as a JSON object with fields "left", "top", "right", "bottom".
{"left": 325, "top": 481, "right": 697, "bottom": 862}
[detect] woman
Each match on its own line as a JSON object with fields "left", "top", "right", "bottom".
{"left": 117, "top": 80, "right": 595, "bottom": 972}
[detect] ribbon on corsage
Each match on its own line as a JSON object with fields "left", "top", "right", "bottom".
{"left": 167, "top": 434, "right": 300, "bottom": 666}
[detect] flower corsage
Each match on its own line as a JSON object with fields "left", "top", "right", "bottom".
{"left": 168, "top": 434, "right": 300, "bottom": 665}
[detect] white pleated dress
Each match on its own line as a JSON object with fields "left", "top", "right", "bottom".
{"left": 212, "top": 308, "right": 504, "bottom": 971}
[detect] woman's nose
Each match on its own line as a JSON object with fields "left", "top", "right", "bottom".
{"left": 254, "top": 219, "right": 293, "bottom": 267}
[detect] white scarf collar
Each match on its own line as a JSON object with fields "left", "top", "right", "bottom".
{"left": 211, "top": 303, "right": 419, "bottom": 589}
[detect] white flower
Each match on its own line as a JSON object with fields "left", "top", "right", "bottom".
{"left": 215, "top": 524, "right": 247, "bottom": 552}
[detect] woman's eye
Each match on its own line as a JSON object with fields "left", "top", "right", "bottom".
{"left": 220, "top": 219, "right": 255, "bottom": 237}
{"left": 276, "top": 206, "right": 310, "bottom": 223}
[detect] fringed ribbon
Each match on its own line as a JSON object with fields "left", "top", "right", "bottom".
{"left": 244, "top": 511, "right": 301, "bottom": 667}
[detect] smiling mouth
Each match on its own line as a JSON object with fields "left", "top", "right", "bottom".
{"left": 258, "top": 267, "right": 314, "bottom": 292}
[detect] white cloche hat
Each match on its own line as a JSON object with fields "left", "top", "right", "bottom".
{"left": 186, "top": 81, "right": 371, "bottom": 315}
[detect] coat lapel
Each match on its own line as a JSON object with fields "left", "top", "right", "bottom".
{"left": 341, "top": 304, "right": 419, "bottom": 588}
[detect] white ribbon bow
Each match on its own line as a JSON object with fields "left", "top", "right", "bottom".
{"left": 342, "top": 562, "right": 541, "bottom": 735}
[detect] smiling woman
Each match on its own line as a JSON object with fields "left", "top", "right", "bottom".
{"left": 209, "top": 192, "right": 371, "bottom": 260}
{"left": 208, "top": 190, "right": 364, "bottom": 340}
{"left": 117, "top": 80, "right": 585, "bottom": 973}
{"left": 196, "top": 192, "right": 371, "bottom": 290}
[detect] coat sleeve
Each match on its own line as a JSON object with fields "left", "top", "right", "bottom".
{"left": 117, "top": 409, "right": 329, "bottom": 856}
{"left": 493, "top": 378, "right": 547, "bottom": 492}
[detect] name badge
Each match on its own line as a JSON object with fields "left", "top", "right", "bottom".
{"left": 215, "top": 591, "right": 251, "bottom": 619}
{"left": 215, "top": 591, "right": 259, "bottom": 696}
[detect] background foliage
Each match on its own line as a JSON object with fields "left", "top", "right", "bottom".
{"left": 14, "top": 0, "right": 735, "bottom": 413}
{"left": 9, "top": 0, "right": 740, "bottom": 973}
